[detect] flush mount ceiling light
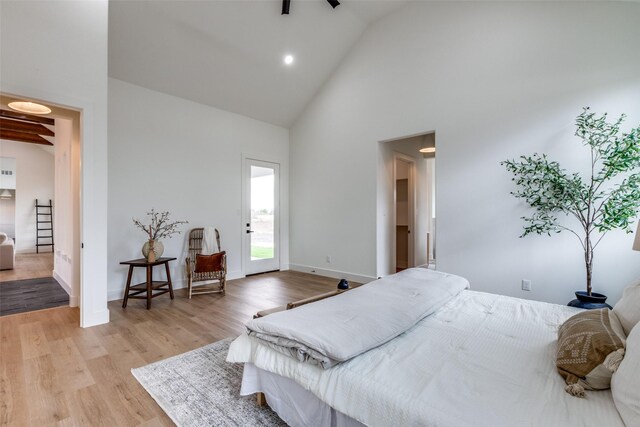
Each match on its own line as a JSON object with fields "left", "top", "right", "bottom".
{"left": 419, "top": 133, "right": 436, "bottom": 158}
{"left": 284, "top": 55, "right": 294, "bottom": 65}
{"left": 282, "top": 0, "right": 340, "bottom": 15}
{"left": 8, "top": 101, "right": 52, "bottom": 115}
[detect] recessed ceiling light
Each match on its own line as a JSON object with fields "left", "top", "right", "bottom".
{"left": 8, "top": 101, "right": 52, "bottom": 115}
{"left": 284, "top": 55, "right": 294, "bottom": 65}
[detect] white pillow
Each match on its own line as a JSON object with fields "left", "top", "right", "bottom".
{"left": 612, "top": 324, "right": 640, "bottom": 427}
{"left": 0, "top": 232, "right": 6, "bottom": 244}
{"left": 614, "top": 280, "right": 640, "bottom": 336}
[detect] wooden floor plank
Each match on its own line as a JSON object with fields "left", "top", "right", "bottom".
{"left": 0, "top": 359, "right": 28, "bottom": 425}
{"left": 0, "top": 270, "right": 349, "bottom": 426}
{"left": 48, "top": 337, "right": 95, "bottom": 393}
{"left": 0, "top": 252, "right": 53, "bottom": 282}
{"left": 23, "top": 354, "right": 70, "bottom": 424}
{"left": 19, "top": 321, "right": 52, "bottom": 360}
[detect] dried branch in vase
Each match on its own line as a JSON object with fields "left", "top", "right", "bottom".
{"left": 133, "top": 209, "right": 188, "bottom": 240}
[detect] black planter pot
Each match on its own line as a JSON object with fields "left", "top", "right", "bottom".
{"left": 337, "top": 279, "right": 350, "bottom": 290}
{"left": 568, "top": 291, "right": 612, "bottom": 310}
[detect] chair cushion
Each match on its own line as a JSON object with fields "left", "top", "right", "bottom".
{"left": 194, "top": 251, "right": 225, "bottom": 273}
{"left": 556, "top": 308, "right": 626, "bottom": 397}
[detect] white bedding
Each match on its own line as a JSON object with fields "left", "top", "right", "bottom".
{"left": 228, "top": 290, "right": 625, "bottom": 427}
{"left": 246, "top": 268, "right": 469, "bottom": 368}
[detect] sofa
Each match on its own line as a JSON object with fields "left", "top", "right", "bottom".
{"left": 0, "top": 233, "right": 15, "bottom": 270}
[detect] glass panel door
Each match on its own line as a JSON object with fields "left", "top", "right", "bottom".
{"left": 244, "top": 159, "right": 279, "bottom": 275}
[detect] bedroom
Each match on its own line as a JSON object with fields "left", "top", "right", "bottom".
{"left": 0, "top": 0, "right": 639, "bottom": 426}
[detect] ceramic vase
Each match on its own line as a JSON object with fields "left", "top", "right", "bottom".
{"left": 142, "top": 239, "right": 164, "bottom": 262}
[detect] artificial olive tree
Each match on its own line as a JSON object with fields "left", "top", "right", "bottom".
{"left": 502, "top": 108, "right": 640, "bottom": 295}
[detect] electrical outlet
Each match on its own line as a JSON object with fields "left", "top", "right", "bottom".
{"left": 326, "top": 255, "right": 332, "bottom": 263}
{"left": 522, "top": 280, "right": 532, "bottom": 291}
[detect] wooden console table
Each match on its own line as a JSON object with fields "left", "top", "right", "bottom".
{"left": 120, "top": 257, "right": 176, "bottom": 309}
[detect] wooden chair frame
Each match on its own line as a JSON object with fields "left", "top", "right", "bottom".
{"left": 185, "top": 228, "right": 227, "bottom": 298}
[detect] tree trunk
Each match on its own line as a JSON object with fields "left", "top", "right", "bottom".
{"left": 584, "top": 247, "right": 593, "bottom": 296}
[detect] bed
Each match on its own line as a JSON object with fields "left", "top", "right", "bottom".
{"left": 227, "top": 268, "right": 628, "bottom": 427}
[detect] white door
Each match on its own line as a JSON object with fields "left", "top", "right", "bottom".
{"left": 243, "top": 158, "right": 280, "bottom": 275}
{"left": 393, "top": 154, "right": 415, "bottom": 272}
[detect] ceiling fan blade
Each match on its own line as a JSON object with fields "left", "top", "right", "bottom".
{"left": 282, "top": 0, "right": 339, "bottom": 15}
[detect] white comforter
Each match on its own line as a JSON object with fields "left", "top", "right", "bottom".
{"left": 245, "top": 268, "right": 469, "bottom": 368}
{"left": 228, "top": 290, "right": 625, "bottom": 427}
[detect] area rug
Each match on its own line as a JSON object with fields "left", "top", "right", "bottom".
{"left": 0, "top": 276, "right": 69, "bottom": 316}
{"left": 132, "top": 338, "right": 287, "bottom": 426}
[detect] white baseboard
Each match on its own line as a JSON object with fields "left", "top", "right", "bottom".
{"left": 15, "top": 248, "right": 38, "bottom": 254}
{"left": 81, "top": 309, "right": 110, "bottom": 328}
{"left": 106, "top": 270, "right": 247, "bottom": 302}
{"left": 227, "top": 270, "right": 244, "bottom": 281}
{"left": 107, "top": 278, "right": 187, "bottom": 302}
{"left": 53, "top": 270, "right": 78, "bottom": 307}
{"left": 289, "top": 264, "right": 376, "bottom": 284}
{"left": 106, "top": 268, "right": 285, "bottom": 302}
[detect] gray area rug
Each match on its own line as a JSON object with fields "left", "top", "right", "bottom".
{"left": 0, "top": 276, "right": 69, "bottom": 316}
{"left": 132, "top": 338, "right": 287, "bottom": 426}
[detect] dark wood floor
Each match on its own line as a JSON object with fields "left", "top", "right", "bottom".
{"left": 0, "top": 270, "right": 350, "bottom": 426}
{"left": 0, "top": 276, "right": 69, "bottom": 316}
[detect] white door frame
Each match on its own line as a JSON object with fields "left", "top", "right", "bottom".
{"left": 2, "top": 86, "right": 108, "bottom": 327}
{"left": 392, "top": 153, "right": 416, "bottom": 271}
{"left": 241, "top": 155, "right": 281, "bottom": 276}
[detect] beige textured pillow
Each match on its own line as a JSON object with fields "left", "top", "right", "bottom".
{"left": 0, "top": 232, "right": 6, "bottom": 244}
{"left": 611, "top": 323, "right": 640, "bottom": 427}
{"left": 613, "top": 280, "right": 640, "bottom": 336}
{"left": 556, "top": 308, "right": 626, "bottom": 397}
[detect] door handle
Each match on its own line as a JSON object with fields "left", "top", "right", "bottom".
{"left": 246, "top": 230, "right": 254, "bottom": 234}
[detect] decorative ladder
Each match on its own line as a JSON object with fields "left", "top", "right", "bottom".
{"left": 35, "top": 199, "right": 54, "bottom": 253}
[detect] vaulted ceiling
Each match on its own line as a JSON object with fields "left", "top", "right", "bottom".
{"left": 108, "top": 1, "right": 406, "bottom": 127}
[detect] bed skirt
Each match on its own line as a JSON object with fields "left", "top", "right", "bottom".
{"left": 240, "top": 363, "right": 365, "bottom": 427}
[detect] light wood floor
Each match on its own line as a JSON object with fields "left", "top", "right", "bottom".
{"left": 0, "top": 270, "right": 345, "bottom": 426}
{"left": 0, "top": 253, "right": 54, "bottom": 282}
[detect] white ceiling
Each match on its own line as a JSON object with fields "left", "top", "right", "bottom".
{"left": 108, "top": 0, "right": 407, "bottom": 127}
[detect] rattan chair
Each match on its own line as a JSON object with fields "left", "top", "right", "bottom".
{"left": 185, "top": 228, "right": 227, "bottom": 298}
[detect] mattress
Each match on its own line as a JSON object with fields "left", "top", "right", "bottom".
{"left": 228, "top": 290, "right": 626, "bottom": 426}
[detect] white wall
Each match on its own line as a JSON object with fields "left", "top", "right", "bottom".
{"left": 290, "top": 2, "right": 640, "bottom": 304}
{"left": 0, "top": 140, "right": 54, "bottom": 253}
{"left": 0, "top": 157, "right": 17, "bottom": 238}
{"left": 1, "top": 1, "right": 109, "bottom": 326}
{"left": 53, "top": 118, "right": 81, "bottom": 306}
{"left": 107, "top": 79, "right": 289, "bottom": 301}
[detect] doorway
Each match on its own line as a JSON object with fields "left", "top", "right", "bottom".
{"left": 0, "top": 95, "right": 80, "bottom": 316}
{"left": 378, "top": 132, "right": 436, "bottom": 277}
{"left": 394, "top": 155, "right": 415, "bottom": 272}
{"left": 243, "top": 158, "right": 280, "bottom": 275}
